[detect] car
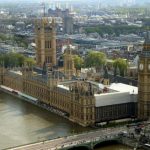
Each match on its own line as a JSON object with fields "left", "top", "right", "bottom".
{"left": 118, "top": 131, "right": 128, "bottom": 137}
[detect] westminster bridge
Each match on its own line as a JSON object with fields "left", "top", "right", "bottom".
{"left": 9, "top": 126, "right": 127, "bottom": 150}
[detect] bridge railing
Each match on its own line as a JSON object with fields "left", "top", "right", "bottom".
{"left": 55, "top": 133, "right": 120, "bottom": 150}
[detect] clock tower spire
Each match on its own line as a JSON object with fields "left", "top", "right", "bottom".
{"left": 138, "top": 31, "right": 150, "bottom": 120}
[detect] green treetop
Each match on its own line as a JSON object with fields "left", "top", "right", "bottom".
{"left": 113, "top": 58, "right": 128, "bottom": 77}
{"left": 85, "top": 51, "right": 106, "bottom": 69}
{"left": 73, "top": 55, "right": 84, "bottom": 70}
{"left": 0, "top": 53, "right": 35, "bottom": 67}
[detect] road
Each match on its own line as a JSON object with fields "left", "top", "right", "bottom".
{"left": 10, "top": 126, "right": 126, "bottom": 150}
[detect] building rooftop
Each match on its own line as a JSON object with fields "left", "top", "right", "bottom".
{"left": 108, "top": 83, "right": 138, "bottom": 95}
{"left": 9, "top": 70, "right": 22, "bottom": 76}
{"left": 57, "top": 84, "right": 69, "bottom": 91}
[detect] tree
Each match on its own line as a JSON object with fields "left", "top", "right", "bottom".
{"left": 113, "top": 58, "right": 128, "bottom": 77}
{"left": 73, "top": 55, "right": 84, "bottom": 70}
{"left": 85, "top": 51, "right": 106, "bottom": 71}
{"left": 85, "top": 25, "right": 145, "bottom": 36}
{"left": 0, "top": 53, "right": 35, "bottom": 68}
{"left": 14, "top": 53, "right": 25, "bottom": 66}
{"left": 25, "top": 57, "right": 36, "bottom": 67}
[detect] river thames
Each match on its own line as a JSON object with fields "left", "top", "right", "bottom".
{"left": 0, "top": 92, "right": 131, "bottom": 150}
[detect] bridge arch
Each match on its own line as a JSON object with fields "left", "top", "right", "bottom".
{"left": 93, "top": 140, "right": 119, "bottom": 149}
{"left": 68, "top": 145, "right": 91, "bottom": 150}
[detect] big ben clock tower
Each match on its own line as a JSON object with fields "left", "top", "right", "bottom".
{"left": 138, "top": 31, "right": 150, "bottom": 120}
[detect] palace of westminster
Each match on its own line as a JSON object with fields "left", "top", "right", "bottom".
{"left": 0, "top": 17, "right": 150, "bottom": 127}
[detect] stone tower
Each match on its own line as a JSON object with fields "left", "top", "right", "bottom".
{"left": 63, "top": 45, "right": 75, "bottom": 79}
{"left": 69, "top": 81, "right": 95, "bottom": 126}
{"left": 138, "top": 31, "right": 150, "bottom": 120}
{"left": 35, "top": 17, "right": 56, "bottom": 68}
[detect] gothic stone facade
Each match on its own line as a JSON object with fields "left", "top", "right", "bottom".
{"left": 0, "top": 67, "right": 137, "bottom": 126}
{"left": 35, "top": 18, "right": 56, "bottom": 68}
{"left": 0, "top": 68, "right": 95, "bottom": 127}
{"left": 138, "top": 32, "right": 150, "bottom": 120}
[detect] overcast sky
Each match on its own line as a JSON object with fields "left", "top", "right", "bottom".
{"left": 0, "top": 0, "right": 149, "bottom": 4}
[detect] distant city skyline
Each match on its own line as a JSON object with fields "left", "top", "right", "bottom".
{"left": 0, "top": 0, "right": 150, "bottom": 4}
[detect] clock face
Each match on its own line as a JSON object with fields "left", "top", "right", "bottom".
{"left": 139, "top": 63, "right": 144, "bottom": 70}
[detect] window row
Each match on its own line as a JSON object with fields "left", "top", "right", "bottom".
{"left": 45, "top": 41, "right": 51, "bottom": 49}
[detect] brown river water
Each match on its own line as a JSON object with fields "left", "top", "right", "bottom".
{"left": 0, "top": 92, "right": 132, "bottom": 150}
